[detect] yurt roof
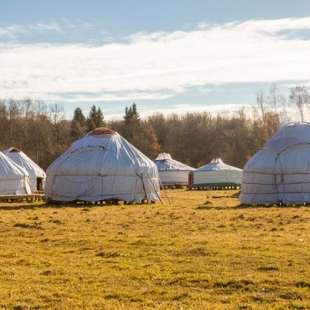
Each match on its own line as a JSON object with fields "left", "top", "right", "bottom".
{"left": 61, "top": 127, "right": 157, "bottom": 170}
{"left": 0, "top": 151, "right": 29, "bottom": 177}
{"left": 263, "top": 121, "right": 310, "bottom": 155}
{"left": 70, "top": 127, "right": 118, "bottom": 150}
{"left": 195, "top": 158, "right": 242, "bottom": 171}
{"left": 3, "top": 147, "right": 46, "bottom": 178}
{"left": 154, "top": 153, "right": 194, "bottom": 171}
{"left": 156, "top": 153, "right": 172, "bottom": 160}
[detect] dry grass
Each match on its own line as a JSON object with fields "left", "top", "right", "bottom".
{"left": 0, "top": 189, "right": 310, "bottom": 309}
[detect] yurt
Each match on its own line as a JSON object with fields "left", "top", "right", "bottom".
{"left": 189, "top": 158, "right": 243, "bottom": 189}
{"left": 240, "top": 121, "right": 310, "bottom": 205}
{"left": 3, "top": 147, "right": 46, "bottom": 192}
{"left": 44, "top": 127, "right": 161, "bottom": 203}
{"left": 154, "top": 153, "right": 195, "bottom": 187}
{"left": 0, "top": 151, "right": 31, "bottom": 195}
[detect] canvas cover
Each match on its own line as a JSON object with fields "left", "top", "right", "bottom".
{"left": 3, "top": 147, "right": 46, "bottom": 192}
{"left": 44, "top": 128, "right": 161, "bottom": 202}
{"left": 240, "top": 122, "right": 310, "bottom": 205}
{"left": 0, "top": 151, "right": 31, "bottom": 195}
{"left": 190, "top": 158, "right": 243, "bottom": 187}
{"left": 154, "top": 153, "right": 195, "bottom": 186}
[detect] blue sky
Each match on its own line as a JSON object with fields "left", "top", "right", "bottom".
{"left": 1, "top": 0, "right": 310, "bottom": 120}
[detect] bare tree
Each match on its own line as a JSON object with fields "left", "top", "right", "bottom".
{"left": 256, "top": 90, "right": 265, "bottom": 116}
{"left": 289, "top": 85, "right": 310, "bottom": 122}
{"left": 49, "top": 103, "right": 66, "bottom": 125}
{"left": 33, "top": 100, "right": 48, "bottom": 116}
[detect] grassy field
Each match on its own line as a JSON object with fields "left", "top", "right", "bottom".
{"left": 0, "top": 189, "right": 310, "bottom": 309}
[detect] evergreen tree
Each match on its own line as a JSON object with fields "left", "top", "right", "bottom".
{"left": 86, "top": 105, "right": 106, "bottom": 131}
{"left": 122, "top": 103, "right": 140, "bottom": 141}
{"left": 124, "top": 103, "right": 140, "bottom": 124}
{"left": 71, "top": 107, "right": 87, "bottom": 140}
{"left": 96, "top": 107, "right": 106, "bottom": 127}
{"left": 73, "top": 107, "right": 86, "bottom": 124}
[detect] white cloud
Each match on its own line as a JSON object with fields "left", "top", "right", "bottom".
{"left": 31, "top": 20, "right": 62, "bottom": 32}
{"left": 60, "top": 91, "right": 174, "bottom": 103}
{"left": 0, "top": 24, "right": 29, "bottom": 39}
{"left": 0, "top": 17, "right": 310, "bottom": 107}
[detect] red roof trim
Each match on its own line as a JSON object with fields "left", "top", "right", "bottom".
{"left": 91, "top": 127, "right": 116, "bottom": 136}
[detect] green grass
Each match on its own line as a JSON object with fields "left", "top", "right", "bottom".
{"left": 0, "top": 189, "right": 310, "bottom": 309}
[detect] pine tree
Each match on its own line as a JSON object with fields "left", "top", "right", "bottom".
{"left": 123, "top": 103, "right": 141, "bottom": 141}
{"left": 124, "top": 103, "right": 140, "bottom": 124}
{"left": 96, "top": 107, "right": 106, "bottom": 127}
{"left": 73, "top": 107, "right": 86, "bottom": 124}
{"left": 86, "top": 105, "right": 106, "bottom": 131}
{"left": 71, "top": 107, "right": 87, "bottom": 139}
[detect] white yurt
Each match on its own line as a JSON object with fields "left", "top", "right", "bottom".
{"left": 154, "top": 153, "right": 195, "bottom": 187}
{"left": 44, "top": 127, "right": 161, "bottom": 203}
{"left": 0, "top": 151, "right": 31, "bottom": 195}
{"left": 240, "top": 121, "right": 310, "bottom": 205}
{"left": 3, "top": 147, "right": 46, "bottom": 192}
{"left": 189, "top": 158, "right": 243, "bottom": 188}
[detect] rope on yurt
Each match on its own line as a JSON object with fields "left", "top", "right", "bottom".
{"left": 273, "top": 150, "right": 286, "bottom": 204}
{"left": 158, "top": 176, "right": 170, "bottom": 204}
{"left": 273, "top": 155, "right": 280, "bottom": 203}
{"left": 139, "top": 173, "right": 148, "bottom": 200}
{"left": 138, "top": 173, "right": 164, "bottom": 205}
{"left": 148, "top": 175, "right": 165, "bottom": 205}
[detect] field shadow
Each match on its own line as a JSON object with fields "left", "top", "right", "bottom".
{"left": 196, "top": 203, "right": 310, "bottom": 210}
{"left": 0, "top": 200, "right": 145, "bottom": 211}
{"left": 235, "top": 203, "right": 310, "bottom": 209}
{"left": 0, "top": 203, "right": 97, "bottom": 211}
{"left": 0, "top": 204, "right": 44, "bottom": 211}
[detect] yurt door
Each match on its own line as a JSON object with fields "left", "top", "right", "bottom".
{"left": 188, "top": 172, "right": 194, "bottom": 187}
{"left": 37, "top": 177, "right": 44, "bottom": 192}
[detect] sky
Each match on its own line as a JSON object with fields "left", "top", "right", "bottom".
{"left": 1, "top": 0, "right": 310, "bottom": 120}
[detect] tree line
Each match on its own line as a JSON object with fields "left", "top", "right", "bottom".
{"left": 0, "top": 85, "right": 308, "bottom": 171}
